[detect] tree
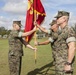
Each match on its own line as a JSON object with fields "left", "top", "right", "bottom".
{"left": 0, "top": 27, "right": 5, "bottom": 31}
{"left": 0, "top": 26, "right": 10, "bottom": 36}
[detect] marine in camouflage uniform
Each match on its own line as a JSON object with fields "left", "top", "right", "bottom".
{"left": 48, "top": 20, "right": 60, "bottom": 65}
{"left": 8, "top": 30, "right": 25, "bottom": 75}
{"left": 53, "top": 11, "right": 76, "bottom": 75}
{"left": 8, "top": 21, "right": 36, "bottom": 75}
{"left": 35, "top": 20, "right": 59, "bottom": 65}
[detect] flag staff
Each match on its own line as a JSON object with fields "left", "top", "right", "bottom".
{"left": 33, "top": 0, "right": 37, "bottom": 64}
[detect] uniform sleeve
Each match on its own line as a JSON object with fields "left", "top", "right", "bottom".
{"left": 19, "top": 38, "right": 28, "bottom": 46}
{"left": 18, "top": 31, "right": 23, "bottom": 37}
{"left": 66, "top": 27, "right": 76, "bottom": 43}
{"left": 47, "top": 29, "right": 52, "bottom": 35}
{"left": 48, "top": 37, "right": 54, "bottom": 43}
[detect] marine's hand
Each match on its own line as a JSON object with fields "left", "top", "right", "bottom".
{"left": 34, "top": 41, "right": 38, "bottom": 46}
{"left": 32, "top": 47, "right": 37, "bottom": 51}
{"left": 34, "top": 21, "right": 37, "bottom": 26}
{"left": 64, "top": 64, "right": 72, "bottom": 73}
{"left": 33, "top": 26, "right": 36, "bottom": 31}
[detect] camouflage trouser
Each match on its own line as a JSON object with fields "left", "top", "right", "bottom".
{"left": 8, "top": 55, "right": 22, "bottom": 75}
{"left": 54, "top": 54, "right": 73, "bottom": 75}
{"left": 55, "top": 62, "right": 73, "bottom": 75}
{"left": 52, "top": 50, "right": 56, "bottom": 65}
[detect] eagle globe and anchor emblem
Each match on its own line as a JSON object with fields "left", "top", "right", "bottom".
{"left": 28, "top": 0, "right": 34, "bottom": 14}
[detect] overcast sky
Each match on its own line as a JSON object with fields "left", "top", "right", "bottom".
{"left": 0, "top": 0, "right": 76, "bottom": 30}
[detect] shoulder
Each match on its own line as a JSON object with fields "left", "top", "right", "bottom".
{"left": 66, "top": 26, "right": 76, "bottom": 43}
{"left": 63, "top": 26, "right": 73, "bottom": 34}
{"left": 68, "top": 26, "right": 75, "bottom": 34}
{"left": 10, "top": 30, "right": 18, "bottom": 34}
{"left": 47, "top": 29, "right": 52, "bottom": 34}
{"left": 10, "top": 30, "right": 19, "bottom": 37}
{"left": 65, "top": 26, "right": 74, "bottom": 31}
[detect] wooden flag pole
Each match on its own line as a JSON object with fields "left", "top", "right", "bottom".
{"left": 34, "top": 12, "right": 37, "bottom": 64}
{"left": 34, "top": 29, "right": 37, "bottom": 64}
{"left": 33, "top": 0, "right": 37, "bottom": 64}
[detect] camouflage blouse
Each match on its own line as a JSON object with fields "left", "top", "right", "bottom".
{"left": 52, "top": 26, "right": 76, "bottom": 59}
{"left": 8, "top": 30, "right": 24, "bottom": 56}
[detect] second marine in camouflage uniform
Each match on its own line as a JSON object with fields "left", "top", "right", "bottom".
{"left": 35, "top": 20, "right": 59, "bottom": 65}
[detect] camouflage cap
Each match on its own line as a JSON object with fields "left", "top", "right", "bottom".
{"left": 49, "top": 20, "right": 57, "bottom": 26}
{"left": 13, "top": 21, "right": 22, "bottom": 27}
{"left": 54, "top": 11, "right": 70, "bottom": 18}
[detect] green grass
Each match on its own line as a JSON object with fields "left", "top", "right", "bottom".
{"left": 0, "top": 38, "right": 76, "bottom": 75}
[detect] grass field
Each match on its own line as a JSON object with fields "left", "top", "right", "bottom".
{"left": 0, "top": 38, "right": 76, "bottom": 75}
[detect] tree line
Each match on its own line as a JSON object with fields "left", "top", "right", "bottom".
{"left": 0, "top": 24, "right": 76, "bottom": 38}
{"left": 0, "top": 27, "right": 11, "bottom": 37}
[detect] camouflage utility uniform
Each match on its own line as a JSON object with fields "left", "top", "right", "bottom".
{"left": 52, "top": 26, "right": 76, "bottom": 75}
{"left": 48, "top": 30, "right": 59, "bottom": 64}
{"left": 8, "top": 30, "right": 27, "bottom": 75}
{"left": 48, "top": 20, "right": 60, "bottom": 64}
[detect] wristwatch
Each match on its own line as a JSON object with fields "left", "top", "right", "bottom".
{"left": 38, "top": 42, "right": 40, "bottom": 45}
{"left": 65, "top": 62, "right": 72, "bottom": 65}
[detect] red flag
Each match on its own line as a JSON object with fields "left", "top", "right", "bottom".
{"left": 24, "top": 0, "right": 46, "bottom": 42}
